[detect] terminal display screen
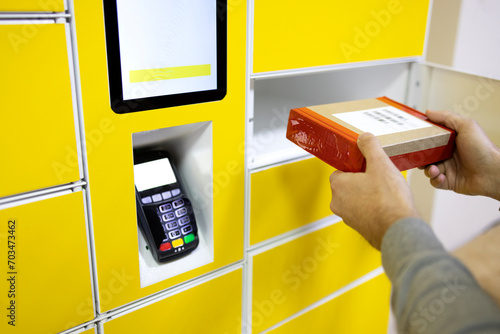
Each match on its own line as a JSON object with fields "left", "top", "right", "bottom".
{"left": 134, "top": 158, "right": 176, "bottom": 192}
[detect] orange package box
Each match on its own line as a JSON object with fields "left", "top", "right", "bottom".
{"left": 286, "top": 97, "right": 456, "bottom": 172}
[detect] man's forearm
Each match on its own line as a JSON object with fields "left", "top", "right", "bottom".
{"left": 382, "top": 218, "right": 500, "bottom": 334}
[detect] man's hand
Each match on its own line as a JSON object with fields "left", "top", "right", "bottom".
{"left": 422, "top": 110, "right": 500, "bottom": 201}
{"left": 329, "top": 133, "right": 420, "bottom": 250}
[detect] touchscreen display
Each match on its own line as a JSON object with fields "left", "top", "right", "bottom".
{"left": 104, "top": 0, "right": 226, "bottom": 113}
{"left": 117, "top": 0, "right": 217, "bottom": 100}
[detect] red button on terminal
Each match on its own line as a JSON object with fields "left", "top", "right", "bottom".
{"left": 159, "top": 242, "right": 172, "bottom": 251}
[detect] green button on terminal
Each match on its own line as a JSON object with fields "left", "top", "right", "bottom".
{"left": 184, "top": 233, "right": 195, "bottom": 244}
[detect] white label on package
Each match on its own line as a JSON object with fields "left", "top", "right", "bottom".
{"left": 332, "top": 106, "right": 432, "bottom": 136}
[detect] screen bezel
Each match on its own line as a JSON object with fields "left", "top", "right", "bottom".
{"left": 103, "top": 0, "right": 227, "bottom": 114}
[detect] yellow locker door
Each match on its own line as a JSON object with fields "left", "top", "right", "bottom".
{"left": 0, "top": 23, "right": 80, "bottom": 198}
{"left": 252, "top": 222, "right": 381, "bottom": 332}
{"left": 0, "top": 0, "right": 65, "bottom": 12}
{"left": 104, "top": 269, "right": 243, "bottom": 333}
{"left": 250, "top": 158, "right": 334, "bottom": 246}
{"left": 253, "top": 0, "right": 430, "bottom": 73}
{"left": 0, "top": 191, "right": 94, "bottom": 333}
{"left": 268, "top": 274, "right": 391, "bottom": 333}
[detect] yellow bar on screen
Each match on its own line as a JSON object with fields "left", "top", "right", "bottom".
{"left": 129, "top": 64, "right": 211, "bottom": 83}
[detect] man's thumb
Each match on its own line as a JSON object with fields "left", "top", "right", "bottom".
{"left": 426, "top": 109, "right": 464, "bottom": 132}
{"left": 357, "top": 132, "right": 390, "bottom": 170}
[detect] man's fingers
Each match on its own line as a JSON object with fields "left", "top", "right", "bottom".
{"left": 430, "top": 173, "right": 448, "bottom": 190}
{"left": 329, "top": 170, "right": 343, "bottom": 182}
{"left": 424, "top": 164, "right": 444, "bottom": 179}
{"left": 329, "top": 170, "right": 346, "bottom": 217}
{"left": 357, "top": 132, "right": 391, "bottom": 171}
{"left": 426, "top": 109, "right": 465, "bottom": 132}
{"left": 329, "top": 170, "right": 346, "bottom": 191}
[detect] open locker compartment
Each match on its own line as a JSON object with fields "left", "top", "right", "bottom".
{"left": 248, "top": 62, "right": 414, "bottom": 170}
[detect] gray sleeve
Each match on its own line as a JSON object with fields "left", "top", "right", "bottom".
{"left": 381, "top": 217, "right": 500, "bottom": 334}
